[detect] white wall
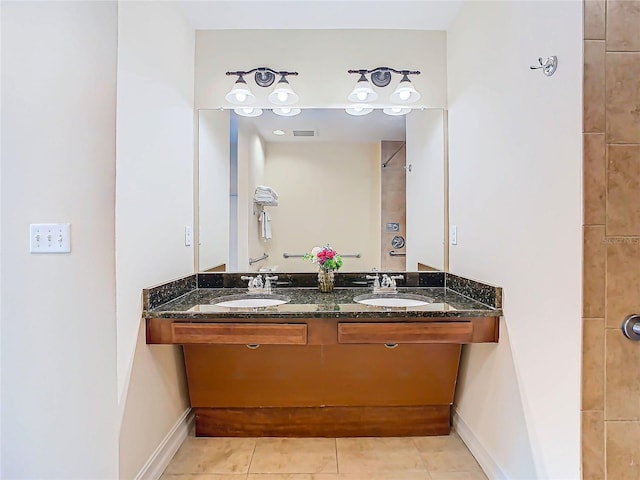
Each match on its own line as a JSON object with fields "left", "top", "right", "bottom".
{"left": 198, "top": 110, "right": 230, "bottom": 271}
{"left": 263, "top": 142, "right": 381, "bottom": 272}
{"left": 195, "top": 29, "right": 447, "bottom": 109}
{"left": 406, "top": 109, "right": 445, "bottom": 271}
{"left": 236, "top": 122, "right": 266, "bottom": 271}
{"left": 447, "top": 1, "right": 582, "bottom": 478}
{"left": 115, "top": 3, "right": 194, "bottom": 478}
{"left": 1, "top": 2, "right": 118, "bottom": 477}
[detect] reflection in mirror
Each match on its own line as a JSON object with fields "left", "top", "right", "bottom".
{"left": 197, "top": 108, "right": 445, "bottom": 273}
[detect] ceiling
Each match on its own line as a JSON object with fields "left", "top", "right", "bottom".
{"left": 235, "top": 108, "right": 406, "bottom": 143}
{"left": 174, "top": 1, "right": 463, "bottom": 31}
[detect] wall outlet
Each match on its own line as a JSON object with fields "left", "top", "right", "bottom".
{"left": 185, "top": 226, "right": 192, "bottom": 246}
{"left": 30, "top": 223, "right": 71, "bottom": 253}
{"left": 450, "top": 225, "right": 458, "bottom": 245}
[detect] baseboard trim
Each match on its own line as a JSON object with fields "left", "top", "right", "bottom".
{"left": 135, "top": 408, "right": 193, "bottom": 480}
{"left": 453, "top": 408, "right": 508, "bottom": 480}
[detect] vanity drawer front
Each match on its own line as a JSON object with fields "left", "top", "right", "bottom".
{"left": 171, "top": 323, "right": 307, "bottom": 345}
{"left": 337, "top": 322, "right": 473, "bottom": 344}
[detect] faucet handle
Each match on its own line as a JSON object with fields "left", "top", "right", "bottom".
{"left": 264, "top": 275, "right": 278, "bottom": 290}
{"left": 241, "top": 275, "right": 254, "bottom": 285}
{"left": 366, "top": 273, "right": 380, "bottom": 288}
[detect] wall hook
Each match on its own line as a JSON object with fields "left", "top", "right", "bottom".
{"left": 530, "top": 56, "right": 558, "bottom": 76}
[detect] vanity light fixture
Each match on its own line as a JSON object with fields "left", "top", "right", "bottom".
{"left": 234, "top": 107, "right": 263, "bottom": 117}
{"left": 268, "top": 75, "right": 299, "bottom": 106}
{"left": 272, "top": 107, "right": 301, "bottom": 117}
{"left": 346, "top": 67, "right": 421, "bottom": 111}
{"left": 383, "top": 106, "right": 412, "bottom": 116}
{"left": 226, "top": 68, "right": 299, "bottom": 107}
{"left": 225, "top": 75, "right": 256, "bottom": 105}
{"left": 389, "top": 74, "right": 421, "bottom": 103}
{"left": 347, "top": 73, "right": 378, "bottom": 103}
{"left": 345, "top": 104, "right": 374, "bottom": 116}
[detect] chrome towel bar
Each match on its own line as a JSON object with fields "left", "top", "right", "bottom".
{"left": 249, "top": 253, "right": 269, "bottom": 265}
{"left": 283, "top": 252, "right": 361, "bottom": 258}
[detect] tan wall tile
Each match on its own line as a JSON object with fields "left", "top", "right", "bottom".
{"left": 584, "top": 134, "right": 606, "bottom": 225}
{"left": 583, "top": 319, "right": 605, "bottom": 410}
{"left": 585, "top": 0, "right": 606, "bottom": 40}
{"left": 606, "top": 421, "right": 640, "bottom": 478}
{"left": 606, "top": 241, "right": 640, "bottom": 328}
{"left": 607, "top": 0, "right": 640, "bottom": 51}
{"left": 607, "top": 146, "right": 640, "bottom": 235}
{"left": 584, "top": 41, "right": 607, "bottom": 133}
{"left": 605, "top": 330, "right": 640, "bottom": 421}
{"left": 584, "top": 226, "right": 606, "bottom": 318}
{"left": 582, "top": 411, "right": 604, "bottom": 480}
{"left": 606, "top": 52, "right": 640, "bottom": 143}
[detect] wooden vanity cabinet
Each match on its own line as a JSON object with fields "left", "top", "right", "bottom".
{"left": 147, "top": 316, "right": 499, "bottom": 437}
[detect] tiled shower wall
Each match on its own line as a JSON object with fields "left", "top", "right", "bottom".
{"left": 582, "top": 0, "right": 640, "bottom": 478}
{"left": 381, "top": 141, "right": 406, "bottom": 271}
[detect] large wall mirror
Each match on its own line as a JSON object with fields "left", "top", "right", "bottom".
{"left": 197, "top": 108, "right": 447, "bottom": 273}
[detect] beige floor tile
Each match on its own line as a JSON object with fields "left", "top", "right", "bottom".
{"left": 429, "top": 472, "right": 487, "bottom": 480}
{"left": 339, "top": 473, "right": 432, "bottom": 479}
{"left": 336, "top": 437, "right": 426, "bottom": 473}
{"left": 164, "top": 437, "right": 256, "bottom": 475}
{"left": 249, "top": 438, "right": 337, "bottom": 474}
{"left": 162, "top": 475, "right": 247, "bottom": 480}
{"left": 247, "top": 475, "right": 339, "bottom": 480}
{"left": 413, "top": 434, "right": 482, "bottom": 473}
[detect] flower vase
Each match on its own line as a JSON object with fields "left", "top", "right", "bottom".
{"left": 317, "top": 269, "right": 335, "bottom": 293}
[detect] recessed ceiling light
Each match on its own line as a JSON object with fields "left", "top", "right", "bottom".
{"left": 273, "top": 129, "right": 285, "bottom": 136}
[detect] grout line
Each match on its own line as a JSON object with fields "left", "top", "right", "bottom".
{"left": 334, "top": 437, "right": 339, "bottom": 474}
{"left": 410, "top": 435, "right": 431, "bottom": 473}
{"left": 247, "top": 438, "right": 258, "bottom": 476}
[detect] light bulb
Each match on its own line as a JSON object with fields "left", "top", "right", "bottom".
{"left": 242, "top": 107, "right": 254, "bottom": 114}
{"left": 354, "top": 105, "right": 363, "bottom": 112}
{"left": 235, "top": 92, "right": 247, "bottom": 102}
{"left": 399, "top": 90, "right": 411, "bottom": 101}
{"left": 392, "top": 106, "right": 402, "bottom": 113}
{"left": 280, "top": 107, "right": 291, "bottom": 114}
{"left": 356, "top": 91, "right": 368, "bottom": 101}
{"left": 277, "top": 91, "right": 288, "bottom": 102}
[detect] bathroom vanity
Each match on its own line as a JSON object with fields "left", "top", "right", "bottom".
{"left": 144, "top": 271, "right": 502, "bottom": 437}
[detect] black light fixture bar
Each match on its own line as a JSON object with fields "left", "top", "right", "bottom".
{"left": 226, "top": 67, "right": 299, "bottom": 88}
{"left": 348, "top": 67, "right": 420, "bottom": 87}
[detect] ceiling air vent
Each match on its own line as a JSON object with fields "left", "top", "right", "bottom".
{"left": 292, "top": 130, "right": 316, "bottom": 137}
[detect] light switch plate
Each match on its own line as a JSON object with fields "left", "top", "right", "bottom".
{"left": 185, "top": 226, "right": 192, "bottom": 246}
{"left": 450, "top": 225, "right": 458, "bottom": 245}
{"left": 30, "top": 223, "right": 71, "bottom": 253}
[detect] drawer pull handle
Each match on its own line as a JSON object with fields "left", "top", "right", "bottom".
{"left": 384, "top": 343, "right": 399, "bottom": 349}
{"left": 246, "top": 344, "right": 261, "bottom": 349}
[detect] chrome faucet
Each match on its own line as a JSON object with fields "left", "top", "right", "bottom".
{"left": 373, "top": 274, "right": 404, "bottom": 293}
{"left": 241, "top": 274, "right": 279, "bottom": 294}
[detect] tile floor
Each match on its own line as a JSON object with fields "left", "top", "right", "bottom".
{"left": 161, "top": 432, "right": 488, "bottom": 480}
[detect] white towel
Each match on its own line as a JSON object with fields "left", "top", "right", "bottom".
{"left": 255, "top": 185, "right": 278, "bottom": 200}
{"left": 259, "top": 210, "right": 272, "bottom": 239}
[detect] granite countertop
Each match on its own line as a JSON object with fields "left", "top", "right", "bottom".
{"left": 143, "top": 272, "right": 503, "bottom": 320}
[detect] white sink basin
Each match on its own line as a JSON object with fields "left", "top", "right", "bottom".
{"left": 214, "top": 294, "right": 290, "bottom": 308}
{"left": 353, "top": 293, "right": 432, "bottom": 308}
